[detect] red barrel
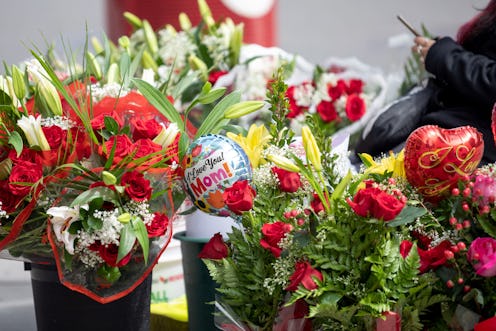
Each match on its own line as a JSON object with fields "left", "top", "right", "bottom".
{"left": 106, "top": 0, "right": 277, "bottom": 46}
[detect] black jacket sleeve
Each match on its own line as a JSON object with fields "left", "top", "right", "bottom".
{"left": 425, "top": 36, "right": 496, "bottom": 111}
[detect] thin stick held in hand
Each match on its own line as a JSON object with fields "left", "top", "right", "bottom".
{"left": 397, "top": 15, "right": 421, "bottom": 36}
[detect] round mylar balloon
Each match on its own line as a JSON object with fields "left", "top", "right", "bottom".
{"left": 404, "top": 125, "right": 484, "bottom": 201}
{"left": 182, "top": 134, "right": 252, "bottom": 217}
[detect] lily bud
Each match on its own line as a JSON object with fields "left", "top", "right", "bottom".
{"left": 123, "top": 11, "right": 143, "bottom": 31}
{"left": 107, "top": 63, "right": 120, "bottom": 84}
{"left": 178, "top": 12, "right": 192, "bottom": 31}
{"left": 0, "top": 75, "right": 20, "bottom": 108}
{"left": 198, "top": 0, "right": 213, "bottom": 26}
{"left": 198, "top": 85, "right": 226, "bottom": 104}
{"left": 153, "top": 123, "right": 180, "bottom": 149}
{"left": 142, "top": 50, "right": 158, "bottom": 72}
{"left": 142, "top": 20, "right": 158, "bottom": 55}
{"left": 86, "top": 51, "right": 102, "bottom": 81}
{"left": 266, "top": 154, "right": 300, "bottom": 173}
{"left": 17, "top": 115, "right": 50, "bottom": 151}
{"left": 229, "top": 23, "right": 244, "bottom": 66}
{"left": 11, "top": 65, "right": 26, "bottom": 100}
{"left": 91, "top": 36, "right": 104, "bottom": 54}
{"left": 28, "top": 65, "right": 63, "bottom": 116}
{"left": 102, "top": 171, "right": 117, "bottom": 186}
{"left": 118, "top": 36, "right": 130, "bottom": 50}
{"left": 301, "top": 126, "right": 322, "bottom": 171}
{"left": 117, "top": 213, "right": 131, "bottom": 224}
{"left": 165, "top": 24, "right": 177, "bottom": 35}
{"left": 224, "top": 101, "right": 265, "bottom": 119}
{"left": 188, "top": 55, "right": 208, "bottom": 81}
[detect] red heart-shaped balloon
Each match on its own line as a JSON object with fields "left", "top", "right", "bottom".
{"left": 404, "top": 125, "right": 484, "bottom": 201}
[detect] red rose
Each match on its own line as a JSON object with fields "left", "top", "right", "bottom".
{"left": 418, "top": 240, "right": 452, "bottom": 273}
{"left": 272, "top": 167, "right": 302, "bottom": 193}
{"left": 8, "top": 148, "right": 42, "bottom": 164}
{"left": 346, "top": 79, "right": 364, "bottom": 94}
{"left": 311, "top": 192, "right": 328, "bottom": 214}
{"left": 0, "top": 180, "right": 22, "bottom": 212}
{"left": 208, "top": 70, "right": 228, "bottom": 85}
{"left": 99, "top": 134, "right": 133, "bottom": 165}
{"left": 71, "top": 127, "right": 91, "bottom": 160}
{"left": 260, "top": 221, "right": 293, "bottom": 258}
{"left": 327, "top": 80, "right": 347, "bottom": 100}
{"left": 8, "top": 161, "right": 43, "bottom": 196}
{"left": 90, "top": 110, "right": 124, "bottom": 131}
{"left": 131, "top": 118, "right": 163, "bottom": 141}
{"left": 400, "top": 240, "right": 414, "bottom": 258}
{"left": 316, "top": 100, "right": 339, "bottom": 123}
{"left": 146, "top": 212, "right": 169, "bottom": 238}
{"left": 42, "top": 125, "right": 67, "bottom": 149}
{"left": 345, "top": 94, "right": 366, "bottom": 122}
{"left": 400, "top": 239, "right": 452, "bottom": 273}
{"left": 41, "top": 125, "right": 68, "bottom": 166}
{"left": 286, "top": 261, "right": 323, "bottom": 291}
{"left": 132, "top": 139, "right": 163, "bottom": 161}
{"left": 222, "top": 180, "right": 256, "bottom": 215}
{"left": 285, "top": 86, "right": 307, "bottom": 119}
{"left": 198, "top": 233, "right": 229, "bottom": 260}
{"left": 95, "top": 243, "right": 133, "bottom": 268}
{"left": 347, "top": 185, "right": 405, "bottom": 221}
{"left": 121, "top": 171, "right": 152, "bottom": 202}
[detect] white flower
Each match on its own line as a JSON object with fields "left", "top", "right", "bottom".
{"left": 47, "top": 206, "right": 80, "bottom": 255}
{"left": 153, "top": 122, "right": 179, "bottom": 149}
{"left": 292, "top": 82, "right": 315, "bottom": 107}
{"left": 17, "top": 115, "right": 50, "bottom": 151}
{"left": 26, "top": 60, "right": 63, "bottom": 116}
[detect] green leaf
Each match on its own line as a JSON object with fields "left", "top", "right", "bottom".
{"left": 132, "top": 78, "right": 184, "bottom": 131}
{"left": 118, "top": 222, "right": 136, "bottom": 263}
{"left": 331, "top": 170, "right": 353, "bottom": 202}
{"left": 104, "top": 115, "right": 120, "bottom": 135}
{"left": 132, "top": 217, "right": 150, "bottom": 264}
{"left": 478, "top": 215, "right": 496, "bottom": 238}
{"left": 387, "top": 206, "right": 427, "bottom": 227}
{"left": 8, "top": 131, "right": 24, "bottom": 156}
{"left": 70, "top": 186, "right": 118, "bottom": 207}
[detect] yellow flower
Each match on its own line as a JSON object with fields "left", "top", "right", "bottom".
{"left": 227, "top": 124, "right": 271, "bottom": 168}
{"left": 361, "top": 149, "right": 405, "bottom": 178}
{"left": 301, "top": 126, "right": 322, "bottom": 171}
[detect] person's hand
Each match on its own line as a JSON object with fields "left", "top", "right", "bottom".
{"left": 411, "top": 36, "right": 435, "bottom": 61}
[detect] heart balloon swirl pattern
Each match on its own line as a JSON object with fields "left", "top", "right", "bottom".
{"left": 404, "top": 125, "right": 484, "bottom": 201}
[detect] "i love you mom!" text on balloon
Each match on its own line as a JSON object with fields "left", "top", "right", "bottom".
{"left": 185, "top": 151, "right": 234, "bottom": 198}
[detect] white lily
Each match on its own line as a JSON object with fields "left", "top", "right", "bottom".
{"left": 26, "top": 60, "right": 63, "bottom": 116}
{"left": 17, "top": 115, "right": 50, "bottom": 151}
{"left": 153, "top": 123, "right": 179, "bottom": 149}
{"left": 46, "top": 206, "right": 80, "bottom": 255}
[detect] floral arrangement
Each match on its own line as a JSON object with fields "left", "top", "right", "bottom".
{"left": 0, "top": 17, "right": 264, "bottom": 301}
{"left": 199, "top": 69, "right": 496, "bottom": 330}
{"left": 90, "top": 0, "right": 243, "bottom": 107}
{"left": 284, "top": 59, "right": 388, "bottom": 143}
